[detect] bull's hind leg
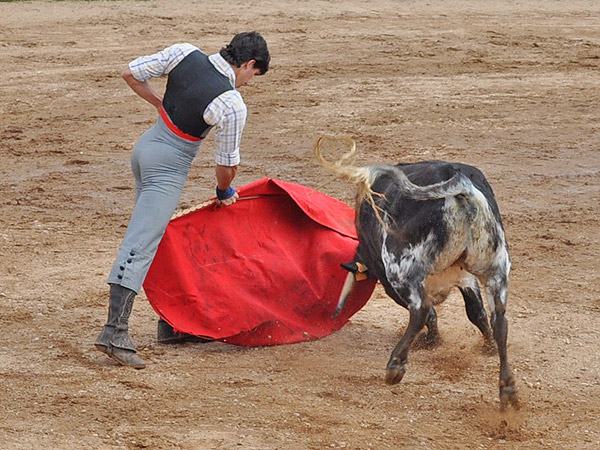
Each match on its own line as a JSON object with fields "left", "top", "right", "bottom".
{"left": 385, "top": 287, "right": 430, "bottom": 385}
{"left": 486, "top": 273, "right": 519, "bottom": 411}
{"left": 458, "top": 284, "right": 495, "bottom": 353}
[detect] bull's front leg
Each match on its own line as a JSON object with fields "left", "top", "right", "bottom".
{"left": 385, "top": 299, "right": 430, "bottom": 385}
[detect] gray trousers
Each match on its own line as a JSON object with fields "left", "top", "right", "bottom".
{"left": 107, "top": 117, "right": 201, "bottom": 293}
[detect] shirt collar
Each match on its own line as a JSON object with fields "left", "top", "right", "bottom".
{"left": 209, "top": 53, "right": 236, "bottom": 88}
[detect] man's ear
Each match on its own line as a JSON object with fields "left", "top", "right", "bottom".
{"left": 241, "top": 59, "right": 256, "bottom": 70}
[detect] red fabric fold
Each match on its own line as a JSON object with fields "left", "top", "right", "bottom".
{"left": 143, "top": 178, "right": 376, "bottom": 346}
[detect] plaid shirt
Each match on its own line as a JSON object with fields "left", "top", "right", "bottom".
{"left": 129, "top": 43, "right": 246, "bottom": 166}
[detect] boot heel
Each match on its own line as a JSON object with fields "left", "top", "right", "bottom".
{"left": 94, "top": 343, "right": 110, "bottom": 355}
{"left": 94, "top": 324, "right": 115, "bottom": 356}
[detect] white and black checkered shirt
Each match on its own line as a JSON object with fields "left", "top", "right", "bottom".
{"left": 129, "top": 43, "right": 246, "bottom": 166}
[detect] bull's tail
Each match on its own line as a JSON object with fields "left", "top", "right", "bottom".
{"left": 313, "top": 136, "right": 380, "bottom": 204}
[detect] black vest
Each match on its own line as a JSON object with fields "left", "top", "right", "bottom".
{"left": 162, "top": 51, "right": 234, "bottom": 139}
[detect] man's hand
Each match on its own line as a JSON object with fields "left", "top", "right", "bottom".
{"left": 215, "top": 190, "right": 239, "bottom": 207}
{"left": 215, "top": 185, "right": 239, "bottom": 207}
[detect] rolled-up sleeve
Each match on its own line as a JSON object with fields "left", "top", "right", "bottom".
{"left": 128, "top": 43, "right": 197, "bottom": 82}
{"left": 204, "top": 90, "right": 247, "bottom": 166}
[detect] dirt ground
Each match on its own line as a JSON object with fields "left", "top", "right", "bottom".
{"left": 1, "top": 0, "right": 599, "bottom": 448}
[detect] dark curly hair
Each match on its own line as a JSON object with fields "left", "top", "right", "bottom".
{"left": 219, "top": 31, "right": 270, "bottom": 75}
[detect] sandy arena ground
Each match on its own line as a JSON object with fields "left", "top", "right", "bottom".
{"left": 1, "top": 0, "right": 599, "bottom": 448}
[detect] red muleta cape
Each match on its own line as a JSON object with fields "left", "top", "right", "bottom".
{"left": 143, "top": 178, "right": 376, "bottom": 346}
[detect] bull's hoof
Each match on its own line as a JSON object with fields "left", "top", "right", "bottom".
{"left": 499, "top": 385, "right": 519, "bottom": 411}
{"left": 385, "top": 362, "right": 406, "bottom": 385}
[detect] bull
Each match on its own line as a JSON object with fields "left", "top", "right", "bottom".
{"left": 315, "top": 136, "right": 518, "bottom": 410}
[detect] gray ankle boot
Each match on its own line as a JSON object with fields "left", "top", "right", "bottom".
{"left": 95, "top": 284, "right": 146, "bottom": 369}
